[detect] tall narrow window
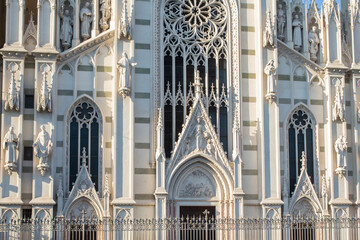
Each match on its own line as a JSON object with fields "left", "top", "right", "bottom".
{"left": 162, "top": 0, "right": 229, "bottom": 157}
{"left": 68, "top": 100, "right": 101, "bottom": 191}
{"left": 288, "top": 108, "right": 315, "bottom": 195}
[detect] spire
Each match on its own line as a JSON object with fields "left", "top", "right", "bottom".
{"left": 300, "top": 151, "right": 307, "bottom": 172}
{"left": 193, "top": 70, "right": 203, "bottom": 101}
{"left": 81, "top": 147, "right": 88, "bottom": 167}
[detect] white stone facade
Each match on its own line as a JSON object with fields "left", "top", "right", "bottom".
{"left": 0, "top": 0, "right": 360, "bottom": 226}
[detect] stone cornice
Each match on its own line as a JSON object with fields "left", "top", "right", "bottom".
{"left": 58, "top": 29, "right": 115, "bottom": 63}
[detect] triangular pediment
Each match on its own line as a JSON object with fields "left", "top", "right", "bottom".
{"left": 63, "top": 156, "right": 104, "bottom": 218}
{"left": 289, "top": 165, "right": 322, "bottom": 215}
{"left": 166, "top": 100, "right": 232, "bottom": 177}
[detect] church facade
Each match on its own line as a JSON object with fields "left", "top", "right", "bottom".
{"left": 1, "top": 0, "right": 360, "bottom": 224}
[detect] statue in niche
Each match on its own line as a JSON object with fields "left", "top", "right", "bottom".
{"left": 4, "top": 63, "right": 20, "bottom": 111}
{"left": 334, "top": 135, "right": 347, "bottom": 176}
{"left": 118, "top": 0, "right": 131, "bottom": 40}
{"left": 333, "top": 80, "right": 345, "bottom": 122}
{"left": 33, "top": 125, "right": 53, "bottom": 176}
{"left": 277, "top": 3, "right": 286, "bottom": 41}
{"left": 37, "top": 64, "right": 52, "bottom": 112}
{"left": 80, "top": 2, "right": 92, "bottom": 40}
{"left": 308, "top": 26, "right": 320, "bottom": 62}
{"left": 3, "top": 126, "right": 18, "bottom": 175}
{"left": 60, "top": 6, "right": 73, "bottom": 50}
{"left": 264, "top": 59, "right": 277, "bottom": 103}
{"left": 195, "top": 116, "right": 204, "bottom": 150}
{"left": 117, "top": 52, "right": 137, "bottom": 97}
{"left": 263, "top": 11, "right": 275, "bottom": 47}
{"left": 292, "top": 14, "right": 302, "bottom": 51}
{"left": 100, "top": 0, "right": 111, "bottom": 31}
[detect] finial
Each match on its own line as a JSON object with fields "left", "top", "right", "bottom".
{"left": 193, "top": 70, "right": 203, "bottom": 100}
{"left": 104, "top": 174, "right": 110, "bottom": 196}
{"left": 300, "top": 151, "right": 307, "bottom": 171}
{"left": 81, "top": 147, "right": 88, "bottom": 166}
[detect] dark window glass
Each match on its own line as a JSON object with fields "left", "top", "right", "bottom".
{"left": 69, "top": 118, "right": 78, "bottom": 191}
{"left": 24, "top": 147, "right": 33, "bottom": 161}
{"left": 24, "top": 94, "right": 34, "bottom": 109}
{"left": 289, "top": 125, "right": 296, "bottom": 195}
{"left": 22, "top": 209, "right": 32, "bottom": 220}
{"left": 90, "top": 120, "right": 99, "bottom": 191}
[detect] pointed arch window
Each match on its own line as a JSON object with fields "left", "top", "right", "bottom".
{"left": 68, "top": 100, "right": 101, "bottom": 191}
{"left": 288, "top": 108, "right": 315, "bottom": 195}
{"left": 162, "top": 0, "right": 230, "bottom": 157}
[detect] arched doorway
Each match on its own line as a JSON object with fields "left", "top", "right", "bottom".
{"left": 290, "top": 198, "right": 317, "bottom": 240}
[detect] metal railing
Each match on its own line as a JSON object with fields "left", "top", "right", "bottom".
{"left": 0, "top": 216, "right": 359, "bottom": 240}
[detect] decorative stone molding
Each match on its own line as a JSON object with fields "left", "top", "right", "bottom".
{"left": 37, "top": 64, "right": 53, "bottom": 112}
{"left": 334, "top": 135, "right": 347, "bottom": 176}
{"left": 57, "top": 174, "right": 64, "bottom": 216}
{"left": 118, "top": 0, "right": 131, "bottom": 40}
{"left": 264, "top": 59, "right": 277, "bottom": 103}
{"left": 100, "top": 0, "right": 111, "bottom": 31}
{"left": 23, "top": 12, "right": 37, "bottom": 53}
{"left": 263, "top": 10, "right": 275, "bottom": 48}
{"left": 3, "top": 126, "right": 19, "bottom": 175}
{"left": 117, "top": 52, "right": 136, "bottom": 98}
{"left": 332, "top": 78, "right": 345, "bottom": 122}
{"left": 4, "top": 62, "right": 20, "bottom": 112}
{"left": 33, "top": 125, "right": 53, "bottom": 176}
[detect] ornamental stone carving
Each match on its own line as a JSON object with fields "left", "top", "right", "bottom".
{"left": 80, "top": 2, "right": 92, "bottom": 41}
{"left": 292, "top": 14, "right": 302, "bottom": 51}
{"left": 37, "top": 64, "right": 52, "bottom": 112}
{"left": 277, "top": 3, "right": 286, "bottom": 41}
{"left": 263, "top": 11, "right": 275, "bottom": 47}
{"left": 3, "top": 126, "right": 19, "bottom": 175}
{"left": 308, "top": 26, "right": 320, "bottom": 61}
{"left": 33, "top": 125, "right": 53, "bottom": 176}
{"left": 178, "top": 170, "right": 215, "bottom": 198}
{"left": 117, "top": 52, "right": 137, "bottom": 97}
{"left": 60, "top": 5, "right": 73, "bottom": 50}
{"left": 334, "top": 135, "right": 347, "bottom": 176}
{"left": 264, "top": 59, "right": 277, "bottom": 103}
{"left": 100, "top": 0, "right": 111, "bottom": 31}
{"left": 118, "top": 0, "right": 131, "bottom": 40}
{"left": 4, "top": 63, "right": 20, "bottom": 111}
{"left": 333, "top": 80, "right": 345, "bottom": 122}
{"left": 57, "top": 174, "right": 64, "bottom": 216}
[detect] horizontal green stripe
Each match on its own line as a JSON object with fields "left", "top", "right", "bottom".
{"left": 78, "top": 65, "right": 94, "bottom": 71}
{"left": 57, "top": 115, "right": 64, "bottom": 121}
{"left": 243, "top": 145, "right": 257, "bottom": 151}
{"left": 241, "top": 26, "right": 255, "bottom": 32}
{"left": 97, "top": 66, "right": 112, "bottom": 72}
{"left": 294, "top": 99, "right": 307, "bottom": 104}
{"left": 243, "top": 169, "right": 258, "bottom": 175}
{"left": 348, "top": 171, "right": 353, "bottom": 176}
{"left": 24, "top": 114, "right": 34, "bottom": 120}
{"left": 135, "top": 143, "right": 150, "bottom": 149}
{"left": 240, "top": 3, "right": 254, "bottom": 9}
{"left": 242, "top": 73, "right": 256, "bottom": 79}
{"left": 22, "top": 193, "right": 32, "bottom": 199}
{"left": 347, "top": 124, "right": 351, "bottom": 129}
{"left": 25, "top": 62, "right": 35, "bottom": 69}
{"left": 294, "top": 75, "right": 306, "bottom": 82}
{"left": 135, "top": 92, "right": 150, "bottom": 99}
{"left": 135, "top": 117, "right": 150, "bottom": 123}
{"left": 319, "top": 123, "right": 324, "bottom": 128}
{"left": 23, "top": 166, "right": 33, "bottom": 173}
{"left": 346, "top": 101, "right": 351, "bottom": 107}
{"left": 243, "top": 121, "right": 256, "bottom": 127}
{"left": 320, "top": 146, "right": 325, "bottom": 152}
{"left": 105, "top": 142, "right": 112, "bottom": 148}
{"left": 241, "top": 49, "right": 255, "bottom": 55}
{"left": 244, "top": 194, "right": 258, "bottom": 200}
{"left": 58, "top": 90, "right": 73, "bottom": 96}
{"left": 243, "top": 96, "right": 256, "bottom": 102}
{"left": 56, "top": 167, "right": 63, "bottom": 173}
{"left": 278, "top": 74, "right": 290, "bottom": 81}
{"left": 135, "top": 68, "right": 150, "bottom": 74}
{"left": 56, "top": 141, "right": 63, "bottom": 147}
{"left": 135, "top": 19, "right": 150, "bottom": 25}
{"left": 77, "top": 90, "right": 93, "bottom": 97}
{"left": 279, "top": 98, "right": 291, "bottom": 104}
{"left": 23, "top": 140, "right": 33, "bottom": 146}
{"left": 105, "top": 168, "right": 112, "bottom": 174}
{"left": 135, "top": 194, "right": 154, "bottom": 200}
{"left": 280, "top": 146, "right": 284, "bottom": 152}
{"left": 310, "top": 100, "right": 323, "bottom": 105}
{"left": 24, "top": 88, "right": 34, "bottom": 95}
{"left": 347, "top": 147, "right": 352, "bottom": 153}
{"left": 105, "top": 116, "right": 112, "bottom": 123}
{"left": 135, "top": 43, "right": 151, "bottom": 50}
{"left": 96, "top": 91, "right": 112, "bottom": 97}
{"left": 135, "top": 168, "right": 156, "bottom": 174}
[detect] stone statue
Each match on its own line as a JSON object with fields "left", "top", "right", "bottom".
{"left": 117, "top": 52, "right": 137, "bottom": 97}
{"left": 195, "top": 116, "right": 203, "bottom": 150}
{"left": 278, "top": 3, "right": 286, "bottom": 41}
{"left": 60, "top": 7, "right": 73, "bottom": 50}
{"left": 292, "top": 14, "right": 302, "bottom": 51}
{"left": 118, "top": 0, "right": 131, "bottom": 40}
{"left": 33, "top": 125, "right": 53, "bottom": 176}
{"left": 5, "top": 63, "right": 20, "bottom": 111}
{"left": 264, "top": 59, "right": 277, "bottom": 103}
{"left": 3, "top": 126, "right": 18, "bottom": 175}
{"left": 37, "top": 64, "right": 52, "bottom": 112}
{"left": 333, "top": 80, "right": 345, "bottom": 122}
{"left": 308, "top": 26, "right": 320, "bottom": 62}
{"left": 80, "top": 2, "right": 92, "bottom": 40}
{"left": 334, "top": 135, "right": 347, "bottom": 175}
{"left": 57, "top": 174, "right": 64, "bottom": 216}
{"left": 263, "top": 11, "right": 274, "bottom": 47}
{"left": 100, "top": 0, "right": 111, "bottom": 31}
